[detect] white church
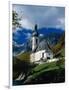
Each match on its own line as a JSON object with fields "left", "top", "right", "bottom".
{"left": 30, "top": 25, "right": 53, "bottom": 64}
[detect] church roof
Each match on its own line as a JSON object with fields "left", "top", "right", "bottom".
{"left": 36, "top": 39, "right": 52, "bottom": 52}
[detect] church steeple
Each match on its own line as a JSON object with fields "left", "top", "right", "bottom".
{"left": 32, "top": 24, "right": 39, "bottom": 52}
{"left": 32, "top": 24, "right": 38, "bottom": 37}
{"left": 35, "top": 24, "right": 37, "bottom": 30}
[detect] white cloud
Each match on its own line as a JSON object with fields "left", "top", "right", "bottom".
{"left": 14, "top": 43, "right": 24, "bottom": 47}
{"left": 20, "top": 18, "right": 34, "bottom": 29}
{"left": 56, "top": 17, "right": 65, "bottom": 29}
{"left": 12, "top": 4, "right": 65, "bottom": 30}
{"left": 39, "top": 34, "right": 44, "bottom": 37}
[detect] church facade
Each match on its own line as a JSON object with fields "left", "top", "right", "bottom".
{"left": 30, "top": 25, "right": 53, "bottom": 64}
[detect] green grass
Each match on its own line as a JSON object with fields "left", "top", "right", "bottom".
{"left": 32, "top": 60, "right": 64, "bottom": 72}
{"left": 31, "top": 67, "right": 59, "bottom": 79}
{"left": 13, "top": 58, "right": 65, "bottom": 84}
{"left": 28, "top": 59, "right": 65, "bottom": 79}
{"left": 23, "top": 59, "right": 65, "bottom": 84}
{"left": 16, "top": 52, "right": 30, "bottom": 62}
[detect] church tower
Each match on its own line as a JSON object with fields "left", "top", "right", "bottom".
{"left": 32, "top": 24, "right": 39, "bottom": 52}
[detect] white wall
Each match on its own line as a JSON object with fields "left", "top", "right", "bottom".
{"left": 32, "top": 37, "right": 36, "bottom": 51}
{"left": 30, "top": 50, "right": 53, "bottom": 62}
{"left": 35, "top": 50, "right": 45, "bottom": 61}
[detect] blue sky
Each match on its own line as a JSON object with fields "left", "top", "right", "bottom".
{"left": 12, "top": 4, "right": 65, "bottom": 30}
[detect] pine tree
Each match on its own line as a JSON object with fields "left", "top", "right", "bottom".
{"left": 12, "top": 11, "right": 21, "bottom": 28}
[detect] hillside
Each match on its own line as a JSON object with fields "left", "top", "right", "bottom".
{"left": 23, "top": 58, "right": 65, "bottom": 84}
{"left": 13, "top": 58, "right": 65, "bottom": 85}
{"left": 47, "top": 34, "right": 65, "bottom": 57}
{"left": 16, "top": 52, "right": 30, "bottom": 62}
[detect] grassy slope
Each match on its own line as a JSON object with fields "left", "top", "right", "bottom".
{"left": 23, "top": 59, "right": 65, "bottom": 84}
{"left": 16, "top": 52, "right": 30, "bottom": 62}
{"left": 47, "top": 34, "right": 65, "bottom": 57}
{"left": 30, "top": 59, "right": 64, "bottom": 77}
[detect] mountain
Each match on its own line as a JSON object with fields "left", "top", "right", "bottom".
{"left": 13, "top": 27, "right": 65, "bottom": 56}
{"left": 38, "top": 28, "right": 64, "bottom": 47}
{"left": 38, "top": 27, "right": 64, "bottom": 35}
{"left": 13, "top": 27, "right": 64, "bottom": 45}
{"left": 13, "top": 40, "right": 32, "bottom": 56}
{"left": 47, "top": 34, "right": 65, "bottom": 57}
{"left": 13, "top": 27, "right": 32, "bottom": 45}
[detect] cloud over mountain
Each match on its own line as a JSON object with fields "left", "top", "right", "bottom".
{"left": 13, "top": 4, "right": 65, "bottom": 30}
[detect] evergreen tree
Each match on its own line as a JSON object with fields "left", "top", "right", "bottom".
{"left": 12, "top": 11, "right": 21, "bottom": 28}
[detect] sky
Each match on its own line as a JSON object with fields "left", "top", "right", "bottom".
{"left": 12, "top": 4, "right": 65, "bottom": 55}
{"left": 12, "top": 4, "right": 65, "bottom": 30}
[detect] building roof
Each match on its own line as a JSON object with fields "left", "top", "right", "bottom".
{"left": 31, "top": 24, "right": 53, "bottom": 53}
{"left": 35, "top": 39, "right": 53, "bottom": 53}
